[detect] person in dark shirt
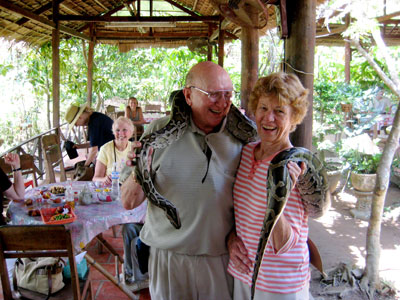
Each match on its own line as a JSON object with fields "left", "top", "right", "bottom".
{"left": 65, "top": 104, "right": 114, "bottom": 167}
{"left": 1, "top": 153, "right": 25, "bottom": 225}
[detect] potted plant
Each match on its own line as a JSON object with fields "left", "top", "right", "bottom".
{"left": 343, "top": 149, "right": 381, "bottom": 192}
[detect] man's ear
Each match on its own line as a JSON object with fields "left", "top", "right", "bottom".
{"left": 183, "top": 87, "right": 192, "bottom": 106}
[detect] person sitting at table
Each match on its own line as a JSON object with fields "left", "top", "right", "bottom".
{"left": 92, "top": 116, "right": 134, "bottom": 185}
{"left": 1, "top": 153, "right": 25, "bottom": 225}
{"left": 125, "top": 97, "right": 145, "bottom": 139}
{"left": 373, "top": 89, "right": 393, "bottom": 115}
{"left": 65, "top": 104, "right": 114, "bottom": 168}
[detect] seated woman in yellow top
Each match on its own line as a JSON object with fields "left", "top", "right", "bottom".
{"left": 93, "top": 117, "right": 134, "bottom": 185}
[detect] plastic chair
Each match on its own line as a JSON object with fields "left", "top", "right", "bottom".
{"left": 41, "top": 134, "right": 67, "bottom": 184}
{"left": 0, "top": 225, "right": 93, "bottom": 300}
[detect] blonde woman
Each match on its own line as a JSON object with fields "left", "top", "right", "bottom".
{"left": 92, "top": 117, "right": 134, "bottom": 185}
{"left": 125, "top": 97, "right": 145, "bottom": 138}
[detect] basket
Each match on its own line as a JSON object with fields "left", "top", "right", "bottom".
{"left": 41, "top": 207, "right": 77, "bottom": 225}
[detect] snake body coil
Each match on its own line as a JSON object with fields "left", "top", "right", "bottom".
{"left": 134, "top": 90, "right": 257, "bottom": 229}
{"left": 250, "top": 147, "right": 330, "bottom": 299}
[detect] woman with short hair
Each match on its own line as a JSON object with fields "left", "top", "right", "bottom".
{"left": 92, "top": 117, "right": 134, "bottom": 185}
{"left": 227, "top": 72, "right": 318, "bottom": 299}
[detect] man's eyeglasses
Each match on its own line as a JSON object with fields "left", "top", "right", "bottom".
{"left": 189, "top": 86, "right": 235, "bottom": 103}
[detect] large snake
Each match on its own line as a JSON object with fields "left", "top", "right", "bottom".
{"left": 133, "top": 90, "right": 257, "bottom": 229}
{"left": 250, "top": 147, "right": 330, "bottom": 299}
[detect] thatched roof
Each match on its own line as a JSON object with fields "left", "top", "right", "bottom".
{"left": 0, "top": 0, "right": 275, "bottom": 50}
{"left": 0, "top": 0, "right": 399, "bottom": 50}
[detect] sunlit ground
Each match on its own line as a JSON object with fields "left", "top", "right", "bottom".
{"left": 311, "top": 188, "right": 400, "bottom": 293}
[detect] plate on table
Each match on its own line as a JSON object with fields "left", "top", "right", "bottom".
{"left": 49, "top": 185, "right": 66, "bottom": 197}
{"left": 41, "top": 206, "right": 76, "bottom": 225}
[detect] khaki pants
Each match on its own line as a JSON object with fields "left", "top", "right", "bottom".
{"left": 149, "top": 247, "right": 233, "bottom": 300}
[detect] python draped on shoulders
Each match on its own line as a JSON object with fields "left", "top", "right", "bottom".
{"left": 133, "top": 90, "right": 257, "bottom": 229}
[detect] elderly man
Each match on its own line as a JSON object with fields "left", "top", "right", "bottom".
{"left": 121, "top": 61, "right": 256, "bottom": 299}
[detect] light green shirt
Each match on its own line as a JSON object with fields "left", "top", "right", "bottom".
{"left": 140, "top": 116, "right": 243, "bottom": 256}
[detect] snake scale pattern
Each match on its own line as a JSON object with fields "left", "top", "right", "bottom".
{"left": 131, "top": 90, "right": 329, "bottom": 299}
{"left": 134, "top": 90, "right": 257, "bottom": 229}
{"left": 250, "top": 147, "right": 330, "bottom": 299}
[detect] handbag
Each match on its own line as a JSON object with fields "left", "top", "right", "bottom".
{"left": 13, "top": 257, "right": 65, "bottom": 299}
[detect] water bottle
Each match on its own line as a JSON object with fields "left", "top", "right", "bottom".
{"left": 111, "top": 162, "right": 120, "bottom": 200}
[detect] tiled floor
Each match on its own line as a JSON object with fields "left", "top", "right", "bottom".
{"left": 0, "top": 225, "right": 151, "bottom": 300}
{"left": 83, "top": 225, "right": 151, "bottom": 300}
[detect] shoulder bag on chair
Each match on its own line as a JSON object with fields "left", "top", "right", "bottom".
{"left": 13, "top": 257, "right": 65, "bottom": 299}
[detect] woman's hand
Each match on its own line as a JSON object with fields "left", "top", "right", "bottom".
{"left": 126, "top": 141, "right": 142, "bottom": 167}
{"left": 227, "top": 231, "right": 252, "bottom": 274}
{"left": 4, "top": 153, "right": 20, "bottom": 169}
{"left": 287, "top": 161, "right": 306, "bottom": 190}
{"left": 104, "top": 175, "right": 112, "bottom": 186}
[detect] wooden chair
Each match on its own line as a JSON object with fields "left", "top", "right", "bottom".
{"left": 0, "top": 225, "right": 93, "bottom": 300}
{"left": 41, "top": 134, "right": 67, "bottom": 184}
{"left": 0, "top": 154, "right": 39, "bottom": 188}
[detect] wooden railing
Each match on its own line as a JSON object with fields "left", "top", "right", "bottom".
{"left": 0, "top": 123, "right": 87, "bottom": 184}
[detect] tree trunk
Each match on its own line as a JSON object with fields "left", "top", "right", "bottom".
{"left": 350, "top": 34, "right": 400, "bottom": 298}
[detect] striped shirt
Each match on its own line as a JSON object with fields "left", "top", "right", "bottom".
{"left": 227, "top": 142, "right": 310, "bottom": 294}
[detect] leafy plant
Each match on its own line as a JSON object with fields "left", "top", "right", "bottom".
{"left": 342, "top": 149, "right": 381, "bottom": 174}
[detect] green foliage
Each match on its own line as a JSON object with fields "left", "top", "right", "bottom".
{"left": 342, "top": 150, "right": 381, "bottom": 174}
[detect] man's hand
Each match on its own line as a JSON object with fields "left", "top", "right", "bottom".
{"left": 126, "top": 141, "right": 142, "bottom": 167}
{"left": 227, "top": 231, "right": 252, "bottom": 274}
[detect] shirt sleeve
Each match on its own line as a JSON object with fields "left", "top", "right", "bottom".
{"left": 0, "top": 168, "right": 12, "bottom": 192}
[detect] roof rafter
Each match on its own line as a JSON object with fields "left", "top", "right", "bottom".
{"left": 0, "top": 0, "right": 91, "bottom": 41}
{"left": 58, "top": 15, "right": 220, "bottom": 22}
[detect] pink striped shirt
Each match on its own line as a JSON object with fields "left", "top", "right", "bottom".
{"left": 227, "top": 142, "right": 310, "bottom": 294}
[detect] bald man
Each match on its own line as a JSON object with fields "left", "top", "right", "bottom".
{"left": 121, "top": 62, "right": 255, "bottom": 299}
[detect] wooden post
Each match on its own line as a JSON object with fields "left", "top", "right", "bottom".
{"left": 285, "top": 0, "right": 316, "bottom": 149}
{"left": 344, "top": 14, "right": 351, "bottom": 83}
{"left": 240, "top": 4, "right": 259, "bottom": 115}
{"left": 345, "top": 41, "right": 351, "bottom": 83}
{"left": 52, "top": 0, "right": 60, "bottom": 130}
{"left": 87, "top": 25, "right": 95, "bottom": 106}
{"left": 207, "top": 24, "right": 213, "bottom": 61}
{"left": 218, "top": 19, "right": 224, "bottom": 67}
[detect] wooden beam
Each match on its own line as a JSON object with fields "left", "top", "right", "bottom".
{"left": 285, "top": 0, "right": 316, "bottom": 149}
{"left": 87, "top": 25, "right": 95, "bottom": 106}
{"left": 78, "top": 2, "right": 133, "bottom": 32}
{"left": 218, "top": 18, "right": 224, "bottom": 67}
{"left": 52, "top": 0, "right": 60, "bottom": 129}
{"left": 96, "top": 31, "right": 208, "bottom": 38}
{"left": 58, "top": 15, "right": 220, "bottom": 22}
{"left": 240, "top": 4, "right": 259, "bottom": 114}
{"left": 163, "top": 0, "right": 200, "bottom": 17}
{"left": 0, "top": 0, "right": 90, "bottom": 41}
{"left": 376, "top": 11, "right": 400, "bottom": 23}
{"left": 207, "top": 24, "right": 213, "bottom": 61}
{"left": 16, "top": 2, "right": 54, "bottom": 26}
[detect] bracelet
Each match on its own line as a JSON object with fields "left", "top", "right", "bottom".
{"left": 12, "top": 167, "right": 22, "bottom": 172}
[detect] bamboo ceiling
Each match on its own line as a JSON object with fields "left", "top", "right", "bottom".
{"left": 0, "top": 0, "right": 399, "bottom": 51}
